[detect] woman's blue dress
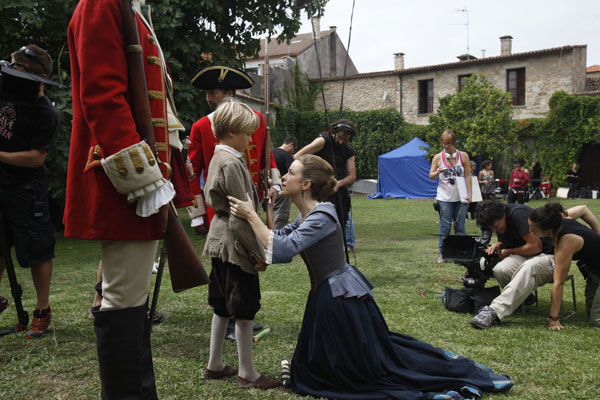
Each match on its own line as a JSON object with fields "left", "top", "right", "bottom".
{"left": 269, "top": 203, "right": 513, "bottom": 400}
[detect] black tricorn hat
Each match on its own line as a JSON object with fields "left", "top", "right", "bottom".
{"left": 190, "top": 66, "right": 254, "bottom": 90}
{"left": 0, "top": 63, "right": 63, "bottom": 105}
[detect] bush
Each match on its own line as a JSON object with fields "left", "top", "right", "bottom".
{"left": 272, "top": 107, "right": 427, "bottom": 179}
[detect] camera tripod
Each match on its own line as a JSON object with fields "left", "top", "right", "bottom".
{"left": 0, "top": 210, "right": 29, "bottom": 337}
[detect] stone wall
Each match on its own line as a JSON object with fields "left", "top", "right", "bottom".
{"left": 314, "top": 46, "right": 587, "bottom": 125}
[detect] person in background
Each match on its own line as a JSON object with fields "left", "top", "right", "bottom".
{"left": 0, "top": 44, "right": 59, "bottom": 339}
{"left": 529, "top": 203, "right": 600, "bottom": 329}
{"left": 530, "top": 161, "right": 542, "bottom": 190}
{"left": 566, "top": 163, "right": 579, "bottom": 199}
{"left": 470, "top": 200, "right": 554, "bottom": 329}
{"left": 345, "top": 207, "right": 356, "bottom": 252}
{"left": 294, "top": 119, "right": 357, "bottom": 228}
{"left": 507, "top": 157, "right": 529, "bottom": 204}
{"left": 478, "top": 160, "right": 496, "bottom": 201}
{"left": 429, "top": 130, "right": 472, "bottom": 264}
{"left": 273, "top": 137, "right": 297, "bottom": 229}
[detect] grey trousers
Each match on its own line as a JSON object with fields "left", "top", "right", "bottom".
{"left": 273, "top": 195, "right": 292, "bottom": 229}
{"left": 490, "top": 254, "right": 555, "bottom": 320}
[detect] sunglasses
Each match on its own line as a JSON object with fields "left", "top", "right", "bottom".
{"left": 19, "top": 46, "right": 46, "bottom": 75}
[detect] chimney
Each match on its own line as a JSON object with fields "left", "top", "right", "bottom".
{"left": 394, "top": 52, "right": 405, "bottom": 70}
{"left": 329, "top": 25, "right": 337, "bottom": 32}
{"left": 500, "top": 35, "right": 513, "bottom": 56}
{"left": 311, "top": 17, "right": 320, "bottom": 39}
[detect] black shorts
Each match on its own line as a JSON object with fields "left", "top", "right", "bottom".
{"left": 0, "top": 180, "right": 55, "bottom": 268}
{"left": 208, "top": 258, "right": 261, "bottom": 320}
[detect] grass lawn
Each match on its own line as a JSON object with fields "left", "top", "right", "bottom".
{"left": 1, "top": 196, "right": 599, "bottom": 399}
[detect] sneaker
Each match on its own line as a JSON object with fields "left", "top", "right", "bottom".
{"left": 470, "top": 306, "right": 498, "bottom": 329}
{"left": 523, "top": 293, "right": 537, "bottom": 306}
{"left": 25, "top": 307, "right": 51, "bottom": 339}
{"left": 436, "top": 255, "right": 446, "bottom": 264}
{"left": 0, "top": 296, "right": 9, "bottom": 314}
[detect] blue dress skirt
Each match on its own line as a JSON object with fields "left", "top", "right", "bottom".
{"left": 290, "top": 275, "right": 512, "bottom": 400}
{"left": 271, "top": 204, "right": 513, "bottom": 400}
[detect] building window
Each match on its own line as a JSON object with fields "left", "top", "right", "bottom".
{"left": 507, "top": 68, "right": 525, "bottom": 106}
{"left": 418, "top": 79, "right": 434, "bottom": 114}
{"left": 458, "top": 74, "right": 472, "bottom": 92}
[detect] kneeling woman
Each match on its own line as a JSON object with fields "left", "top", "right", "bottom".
{"left": 228, "top": 154, "right": 513, "bottom": 399}
{"left": 529, "top": 203, "right": 600, "bottom": 329}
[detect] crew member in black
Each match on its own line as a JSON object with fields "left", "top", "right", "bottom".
{"left": 0, "top": 45, "right": 59, "bottom": 338}
{"left": 294, "top": 119, "right": 356, "bottom": 226}
{"left": 529, "top": 203, "right": 600, "bottom": 328}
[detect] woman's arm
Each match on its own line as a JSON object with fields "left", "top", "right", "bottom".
{"left": 566, "top": 205, "right": 600, "bottom": 234}
{"left": 548, "top": 234, "right": 583, "bottom": 330}
{"left": 462, "top": 151, "right": 472, "bottom": 202}
{"left": 429, "top": 154, "right": 442, "bottom": 180}
{"left": 478, "top": 170, "right": 486, "bottom": 184}
{"left": 294, "top": 137, "right": 325, "bottom": 159}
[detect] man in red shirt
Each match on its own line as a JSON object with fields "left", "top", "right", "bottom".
{"left": 188, "top": 66, "right": 280, "bottom": 232}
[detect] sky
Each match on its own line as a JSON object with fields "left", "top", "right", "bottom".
{"left": 297, "top": 0, "right": 600, "bottom": 73}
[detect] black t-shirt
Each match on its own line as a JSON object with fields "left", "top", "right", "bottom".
{"left": 273, "top": 147, "right": 293, "bottom": 176}
{"left": 498, "top": 204, "right": 553, "bottom": 254}
{"left": 315, "top": 134, "right": 356, "bottom": 180}
{"left": 558, "top": 218, "right": 600, "bottom": 274}
{"left": 566, "top": 169, "right": 579, "bottom": 183}
{"left": 0, "top": 96, "right": 59, "bottom": 184}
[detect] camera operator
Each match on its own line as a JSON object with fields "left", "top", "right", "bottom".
{"left": 470, "top": 200, "right": 554, "bottom": 329}
{"left": 0, "top": 45, "right": 59, "bottom": 338}
{"left": 294, "top": 119, "right": 356, "bottom": 227}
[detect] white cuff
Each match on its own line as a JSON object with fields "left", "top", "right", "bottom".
{"left": 264, "top": 230, "right": 274, "bottom": 264}
{"left": 190, "top": 216, "right": 204, "bottom": 227}
{"left": 272, "top": 184, "right": 282, "bottom": 193}
{"left": 135, "top": 179, "right": 175, "bottom": 217}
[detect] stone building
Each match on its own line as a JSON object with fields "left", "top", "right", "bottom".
{"left": 244, "top": 17, "right": 358, "bottom": 80}
{"left": 311, "top": 36, "right": 588, "bottom": 124}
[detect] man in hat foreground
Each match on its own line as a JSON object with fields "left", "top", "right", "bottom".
{"left": 188, "top": 66, "right": 280, "bottom": 341}
{"left": 0, "top": 44, "right": 59, "bottom": 339}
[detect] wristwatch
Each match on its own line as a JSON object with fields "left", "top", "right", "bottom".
{"left": 548, "top": 315, "right": 560, "bottom": 321}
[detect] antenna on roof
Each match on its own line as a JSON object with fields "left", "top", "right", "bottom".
{"left": 457, "top": 8, "right": 469, "bottom": 57}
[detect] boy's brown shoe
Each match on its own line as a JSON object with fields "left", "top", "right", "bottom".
{"left": 237, "top": 374, "right": 282, "bottom": 390}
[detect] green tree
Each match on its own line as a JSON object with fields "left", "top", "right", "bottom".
{"left": 426, "top": 74, "right": 514, "bottom": 160}
{"left": 0, "top": 0, "right": 327, "bottom": 222}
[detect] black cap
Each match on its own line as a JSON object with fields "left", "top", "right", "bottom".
{"left": 0, "top": 63, "right": 63, "bottom": 104}
{"left": 190, "top": 66, "right": 254, "bottom": 90}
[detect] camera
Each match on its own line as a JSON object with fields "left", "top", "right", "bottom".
{"left": 441, "top": 230, "right": 499, "bottom": 288}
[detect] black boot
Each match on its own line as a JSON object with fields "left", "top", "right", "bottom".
{"left": 93, "top": 305, "right": 158, "bottom": 400}
{"left": 141, "top": 309, "right": 158, "bottom": 399}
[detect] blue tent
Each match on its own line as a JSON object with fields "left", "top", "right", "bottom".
{"left": 368, "top": 137, "right": 438, "bottom": 199}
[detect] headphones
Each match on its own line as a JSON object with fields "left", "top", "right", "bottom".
{"left": 332, "top": 122, "right": 356, "bottom": 136}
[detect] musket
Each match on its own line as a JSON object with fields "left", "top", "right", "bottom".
{"left": 262, "top": 37, "right": 275, "bottom": 229}
{"left": 117, "top": 0, "right": 209, "bottom": 293}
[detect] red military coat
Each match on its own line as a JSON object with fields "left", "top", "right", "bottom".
{"left": 188, "top": 109, "right": 276, "bottom": 225}
{"left": 65, "top": 0, "right": 170, "bottom": 240}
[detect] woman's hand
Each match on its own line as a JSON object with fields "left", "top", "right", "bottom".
{"left": 228, "top": 193, "right": 256, "bottom": 220}
{"left": 549, "top": 319, "right": 563, "bottom": 331}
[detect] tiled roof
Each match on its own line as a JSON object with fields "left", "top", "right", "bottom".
{"left": 587, "top": 65, "right": 600, "bottom": 73}
{"left": 246, "top": 30, "right": 334, "bottom": 60}
{"left": 310, "top": 45, "right": 586, "bottom": 83}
